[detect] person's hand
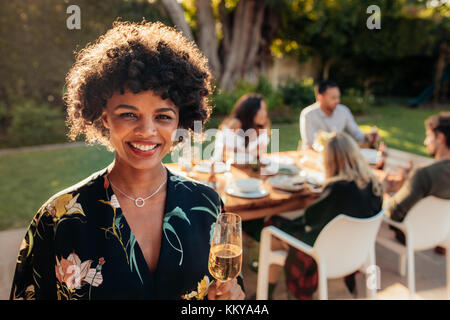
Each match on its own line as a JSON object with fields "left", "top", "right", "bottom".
{"left": 365, "top": 131, "right": 380, "bottom": 148}
{"left": 207, "top": 278, "right": 245, "bottom": 300}
{"left": 382, "top": 171, "right": 404, "bottom": 193}
{"left": 382, "top": 160, "right": 413, "bottom": 193}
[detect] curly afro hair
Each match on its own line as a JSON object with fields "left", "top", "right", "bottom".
{"left": 65, "top": 20, "right": 213, "bottom": 148}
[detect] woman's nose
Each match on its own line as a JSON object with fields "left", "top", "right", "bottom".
{"left": 135, "top": 117, "right": 157, "bottom": 136}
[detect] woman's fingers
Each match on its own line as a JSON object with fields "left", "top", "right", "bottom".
{"left": 208, "top": 279, "right": 245, "bottom": 300}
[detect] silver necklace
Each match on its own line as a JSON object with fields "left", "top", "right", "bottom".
{"left": 109, "top": 176, "right": 167, "bottom": 208}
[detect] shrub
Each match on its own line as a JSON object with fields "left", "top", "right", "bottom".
{"left": 211, "top": 75, "right": 286, "bottom": 116}
{"left": 8, "top": 101, "right": 67, "bottom": 147}
{"left": 340, "top": 88, "right": 375, "bottom": 115}
{"left": 278, "top": 77, "right": 316, "bottom": 111}
{"left": 210, "top": 87, "right": 238, "bottom": 116}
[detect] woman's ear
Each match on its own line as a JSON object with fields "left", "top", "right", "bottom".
{"left": 101, "top": 111, "right": 110, "bottom": 129}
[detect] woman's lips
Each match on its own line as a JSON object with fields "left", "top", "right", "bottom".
{"left": 126, "top": 142, "right": 161, "bottom": 157}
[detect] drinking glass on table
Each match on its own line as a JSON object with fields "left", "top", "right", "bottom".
{"left": 224, "top": 147, "right": 235, "bottom": 171}
{"left": 208, "top": 213, "right": 242, "bottom": 283}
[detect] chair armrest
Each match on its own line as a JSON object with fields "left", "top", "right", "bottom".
{"left": 382, "top": 216, "right": 406, "bottom": 231}
{"left": 263, "top": 226, "right": 314, "bottom": 256}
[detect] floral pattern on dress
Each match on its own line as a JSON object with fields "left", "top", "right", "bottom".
{"left": 9, "top": 167, "right": 236, "bottom": 300}
{"left": 55, "top": 253, "right": 105, "bottom": 300}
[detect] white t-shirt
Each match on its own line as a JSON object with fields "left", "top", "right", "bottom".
{"left": 299, "top": 102, "right": 366, "bottom": 149}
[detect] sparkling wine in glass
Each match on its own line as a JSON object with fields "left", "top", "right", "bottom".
{"left": 208, "top": 213, "right": 242, "bottom": 283}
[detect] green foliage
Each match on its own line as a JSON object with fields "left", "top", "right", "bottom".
{"left": 340, "top": 88, "right": 375, "bottom": 115}
{"left": 211, "top": 75, "right": 315, "bottom": 124}
{"left": 211, "top": 75, "right": 285, "bottom": 118}
{"left": 278, "top": 78, "right": 316, "bottom": 111}
{"left": 276, "top": 0, "right": 449, "bottom": 96}
{"left": 0, "top": 0, "right": 168, "bottom": 106}
{"left": 7, "top": 101, "right": 67, "bottom": 147}
{"left": 210, "top": 87, "right": 237, "bottom": 116}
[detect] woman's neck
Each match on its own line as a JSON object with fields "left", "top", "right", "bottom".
{"left": 107, "top": 157, "right": 167, "bottom": 197}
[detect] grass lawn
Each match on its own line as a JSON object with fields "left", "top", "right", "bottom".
{"left": 0, "top": 104, "right": 444, "bottom": 231}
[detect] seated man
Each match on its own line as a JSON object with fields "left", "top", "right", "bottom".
{"left": 384, "top": 112, "right": 450, "bottom": 247}
{"left": 299, "top": 80, "right": 378, "bottom": 149}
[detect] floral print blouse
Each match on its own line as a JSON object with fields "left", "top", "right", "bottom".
{"left": 10, "top": 167, "right": 230, "bottom": 300}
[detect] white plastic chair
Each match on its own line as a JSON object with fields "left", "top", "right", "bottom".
{"left": 257, "top": 208, "right": 385, "bottom": 300}
{"left": 376, "top": 196, "right": 450, "bottom": 298}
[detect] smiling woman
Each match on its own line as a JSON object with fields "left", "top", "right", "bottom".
{"left": 9, "top": 20, "right": 245, "bottom": 301}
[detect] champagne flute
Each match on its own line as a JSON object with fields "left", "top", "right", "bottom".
{"left": 208, "top": 213, "right": 242, "bottom": 283}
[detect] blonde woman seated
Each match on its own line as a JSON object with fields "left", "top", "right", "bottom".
{"left": 212, "top": 93, "right": 270, "bottom": 164}
{"left": 265, "top": 132, "right": 383, "bottom": 299}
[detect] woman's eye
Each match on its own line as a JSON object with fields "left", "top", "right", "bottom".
{"left": 156, "top": 114, "right": 172, "bottom": 120}
{"left": 120, "top": 112, "right": 137, "bottom": 119}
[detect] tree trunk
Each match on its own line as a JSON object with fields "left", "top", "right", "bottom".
{"left": 218, "top": 0, "right": 231, "bottom": 62}
{"left": 161, "top": 0, "right": 194, "bottom": 41}
{"left": 322, "top": 58, "right": 333, "bottom": 81}
{"left": 163, "top": 0, "right": 282, "bottom": 91}
{"left": 196, "top": 0, "right": 221, "bottom": 79}
{"left": 220, "top": 0, "right": 265, "bottom": 91}
{"left": 243, "top": 2, "right": 266, "bottom": 83}
{"left": 433, "top": 41, "right": 448, "bottom": 107}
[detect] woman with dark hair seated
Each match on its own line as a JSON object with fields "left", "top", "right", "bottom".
{"left": 213, "top": 93, "right": 270, "bottom": 165}
{"left": 212, "top": 93, "right": 270, "bottom": 261}
{"left": 266, "top": 132, "right": 383, "bottom": 299}
{"left": 10, "top": 21, "right": 244, "bottom": 300}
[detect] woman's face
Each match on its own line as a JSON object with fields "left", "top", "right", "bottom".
{"left": 102, "top": 89, "right": 179, "bottom": 170}
{"left": 253, "top": 100, "right": 268, "bottom": 130}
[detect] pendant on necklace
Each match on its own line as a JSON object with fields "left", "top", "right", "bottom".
{"left": 135, "top": 198, "right": 145, "bottom": 207}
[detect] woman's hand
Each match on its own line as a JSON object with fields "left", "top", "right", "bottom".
{"left": 207, "top": 278, "right": 245, "bottom": 300}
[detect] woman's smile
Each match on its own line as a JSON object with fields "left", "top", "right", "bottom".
{"left": 102, "top": 89, "right": 179, "bottom": 170}
{"left": 126, "top": 140, "right": 161, "bottom": 157}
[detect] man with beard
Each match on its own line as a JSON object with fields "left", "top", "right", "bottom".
{"left": 299, "top": 81, "right": 379, "bottom": 149}
{"left": 385, "top": 112, "right": 450, "bottom": 250}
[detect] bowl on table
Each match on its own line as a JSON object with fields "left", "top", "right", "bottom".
{"left": 360, "top": 148, "right": 381, "bottom": 165}
{"left": 233, "top": 178, "right": 262, "bottom": 193}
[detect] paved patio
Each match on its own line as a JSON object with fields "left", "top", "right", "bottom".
{"left": 1, "top": 224, "right": 448, "bottom": 300}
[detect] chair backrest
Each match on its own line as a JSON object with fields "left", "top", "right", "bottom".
{"left": 403, "top": 196, "right": 450, "bottom": 251}
{"left": 313, "top": 209, "right": 385, "bottom": 278}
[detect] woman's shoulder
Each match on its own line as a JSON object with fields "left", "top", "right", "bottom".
{"left": 324, "top": 179, "right": 356, "bottom": 191}
{"left": 37, "top": 167, "right": 108, "bottom": 217}
{"left": 220, "top": 118, "right": 241, "bottom": 130}
{"left": 326, "top": 179, "right": 377, "bottom": 194}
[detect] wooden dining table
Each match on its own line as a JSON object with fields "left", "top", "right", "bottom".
{"left": 166, "top": 150, "right": 333, "bottom": 221}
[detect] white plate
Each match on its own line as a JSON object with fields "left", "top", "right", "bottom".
{"left": 266, "top": 175, "right": 306, "bottom": 192}
{"left": 263, "top": 155, "right": 295, "bottom": 165}
{"left": 360, "top": 148, "right": 381, "bottom": 165}
{"left": 263, "top": 163, "right": 301, "bottom": 175}
{"left": 193, "top": 162, "right": 227, "bottom": 173}
{"left": 301, "top": 171, "right": 325, "bottom": 186}
{"left": 226, "top": 184, "right": 269, "bottom": 199}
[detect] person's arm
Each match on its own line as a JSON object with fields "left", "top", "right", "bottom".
{"left": 300, "top": 111, "right": 316, "bottom": 149}
{"left": 343, "top": 106, "right": 366, "bottom": 144}
{"left": 387, "top": 167, "right": 430, "bottom": 222}
{"left": 10, "top": 208, "right": 57, "bottom": 300}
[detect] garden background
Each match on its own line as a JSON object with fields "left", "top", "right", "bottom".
{"left": 0, "top": 0, "right": 448, "bottom": 230}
